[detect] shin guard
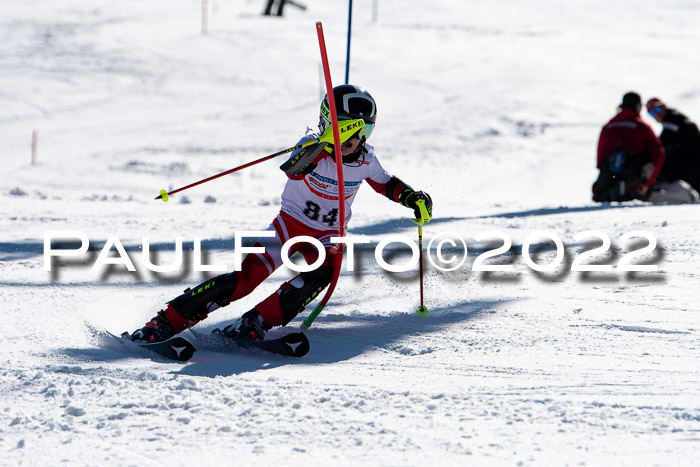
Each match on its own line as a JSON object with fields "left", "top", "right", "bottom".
{"left": 256, "top": 266, "right": 334, "bottom": 327}
{"left": 167, "top": 272, "right": 238, "bottom": 324}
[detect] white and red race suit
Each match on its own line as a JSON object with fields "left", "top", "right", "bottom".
{"left": 162, "top": 129, "right": 415, "bottom": 332}
{"left": 234, "top": 131, "right": 413, "bottom": 326}
{"left": 281, "top": 132, "right": 396, "bottom": 231}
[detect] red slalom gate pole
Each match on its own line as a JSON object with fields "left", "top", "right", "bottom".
{"left": 302, "top": 22, "right": 345, "bottom": 330}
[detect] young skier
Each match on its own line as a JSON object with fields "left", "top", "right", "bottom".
{"left": 130, "top": 85, "right": 433, "bottom": 343}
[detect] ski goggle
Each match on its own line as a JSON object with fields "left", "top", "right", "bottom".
{"left": 338, "top": 115, "right": 375, "bottom": 141}
{"left": 649, "top": 106, "right": 663, "bottom": 117}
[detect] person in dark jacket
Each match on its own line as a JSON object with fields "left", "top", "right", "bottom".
{"left": 646, "top": 97, "right": 700, "bottom": 193}
{"left": 592, "top": 92, "right": 665, "bottom": 202}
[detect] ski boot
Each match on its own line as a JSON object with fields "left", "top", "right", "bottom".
{"left": 130, "top": 308, "right": 176, "bottom": 343}
{"left": 215, "top": 309, "right": 270, "bottom": 341}
{"left": 130, "top": 273, "right": 240, "bottom": 344}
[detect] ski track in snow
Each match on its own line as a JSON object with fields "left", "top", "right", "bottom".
{"left": 2, "top": 0, "right": 700, "bottom": 465}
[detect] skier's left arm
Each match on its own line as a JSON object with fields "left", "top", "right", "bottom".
{"left": 366, "top": 175, "right": 433, "bottom": 225}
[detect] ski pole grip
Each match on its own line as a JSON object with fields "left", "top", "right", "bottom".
{"left": 411, "top": 199, "right": 430, "bottom": 226}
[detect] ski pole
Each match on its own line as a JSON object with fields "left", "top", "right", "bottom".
{"left": 413, "top": 198, "right": 429, "bottom": 316}
{"left": 416, "top": 223, "right": 428, "bottom": 316}
{"left": 154, "top": 140, "right": 318, "bottom": 201}
{"left": 155, "top": 119, "right": 364, "bottom": 201}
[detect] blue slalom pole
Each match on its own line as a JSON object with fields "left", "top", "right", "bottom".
{"left": 345, "top": 0, "right": 353, "bottom": 84}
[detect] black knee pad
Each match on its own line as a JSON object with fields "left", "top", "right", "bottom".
{"left": 279, "top": 266, "right": 333, "bottom": 324}
{"left": 168, "top": 272, "right": 238, "bottom": 321}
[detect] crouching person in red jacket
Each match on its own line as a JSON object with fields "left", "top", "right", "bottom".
{"left": 593, "top": 92, "right": 665, "bottom": 202}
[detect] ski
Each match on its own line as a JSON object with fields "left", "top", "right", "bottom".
{"left": 104, "top": 328, "right": 308, "bottom": 360}
{"left": 208, "top": 329, "right": 310, "bottom": 358}
{"left": 106, "top": 331, "right": 196, "bottom": 362}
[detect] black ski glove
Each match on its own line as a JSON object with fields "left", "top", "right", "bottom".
{"left": 399, "top": 190, "right": 433, "bottom": 225}
{"left": 280, "top": 142, "right": 328, "bottom": 178}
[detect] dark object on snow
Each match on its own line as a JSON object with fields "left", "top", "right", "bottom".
{"left": 264, "top": 0, "right": 306, "bottom": 16}
{"left": 264, "top": 0, "right": 285, "bottom": 16}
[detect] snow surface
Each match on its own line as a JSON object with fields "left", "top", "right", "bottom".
{"left": 2, "top": 0, "right": 700, "bottom": 465}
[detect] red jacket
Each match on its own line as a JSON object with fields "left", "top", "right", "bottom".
{"left": 597, "top": 109, "right": 665, "bottom": 188}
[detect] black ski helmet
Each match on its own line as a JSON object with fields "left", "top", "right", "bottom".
{"left": 319, "top": 84, "right": 377, "bottom": 136}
